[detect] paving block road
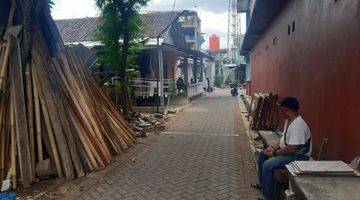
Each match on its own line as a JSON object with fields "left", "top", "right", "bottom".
{"left": 61, "top": 92, "right": 261, "bottom": 200}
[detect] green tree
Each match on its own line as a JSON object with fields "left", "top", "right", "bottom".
{"left": 96, "top": 0, "right": 149, "bottom": 114}
{"left": 214, "top": 75, "right": 223, "bottom": 88}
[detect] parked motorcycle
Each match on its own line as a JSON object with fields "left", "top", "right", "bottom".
{"left": 231, "top": 84, "right": 238, "bottom": 97}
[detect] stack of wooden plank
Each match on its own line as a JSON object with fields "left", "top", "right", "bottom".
{"left": 286, "top": 161, "right": 359, "bottom": 177}
{"left": 248, "top": 93, "right": 279, "bottom": 131}
{"left": 257, "top": 130, "right": 281, "bottom": 148}
{"left": 0, "top": 0, "right": 136, "bottom": 189}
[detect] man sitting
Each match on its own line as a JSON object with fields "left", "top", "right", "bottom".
{"left": 256, "top": 97, "right": 312, "bottom": 200}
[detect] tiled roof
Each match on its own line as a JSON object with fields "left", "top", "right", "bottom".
{"left": 71, "top": 44, "right": 98, "bottom": 68}
{"left": 55, "top": 17, "right": 101, "bottom": 43}
{"left": 55, "top": 11, "right": 184, "bottom": 44}
{"left": 142, "top": 11, "right": 183, "bottom": 38}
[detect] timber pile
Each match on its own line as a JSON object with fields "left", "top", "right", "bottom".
{"left": 248, "top": 93, "right": 279, "bottom": 131}
{"left": 0, "top": 0, "right": 135, "bottom": 190}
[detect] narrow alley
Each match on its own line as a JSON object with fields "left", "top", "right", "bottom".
{"left": 62, "top": 91, "right": 260, "bottom": 200}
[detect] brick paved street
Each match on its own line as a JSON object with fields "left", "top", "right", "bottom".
{"left": 65, "top": 92, "right": 260, "bottom": 200}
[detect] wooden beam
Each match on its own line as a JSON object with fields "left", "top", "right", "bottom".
{"left": 32, "top": 62, "right": 63, "bottom": 178}
{"left": 9, "top": 35, "right": 32, "bottom": 188}
{"left": 32, "top": 54, "right": 75, "bottom": 180}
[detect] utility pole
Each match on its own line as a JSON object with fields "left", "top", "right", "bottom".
{"left": 156, "top": 37, "right": 160, "bottom": 113}
{"left": 231, "top": 0, "right": 238, "bottom": 64}
{"left": 227, "top": 0, "right": 231, "bottom": 60}
{"left": 156, "top": 36, "right": 164, "bottom": 113}
{"left": 227, "top": 0, "right": 239, "bottom": 64}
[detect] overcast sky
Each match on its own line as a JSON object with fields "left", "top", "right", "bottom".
{"left": 52, "top": 0, "right": 246, "bottom": 49}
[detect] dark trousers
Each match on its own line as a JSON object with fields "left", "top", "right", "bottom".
{"left": 258, "top": 151, "right": 309, "bottom": 200}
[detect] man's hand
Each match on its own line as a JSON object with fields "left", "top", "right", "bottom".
{"left": 274, "top": 145, "right": 299, "bottom": 157}
{"left": 264, "top": 147, "right": 275, "bottom": 157}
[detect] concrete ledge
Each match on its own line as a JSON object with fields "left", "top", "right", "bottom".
{"left": 188, "top": 92, "right": 204, "bottom": 102}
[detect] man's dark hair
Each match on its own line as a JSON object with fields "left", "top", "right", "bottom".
{"left": 279, "top": 97, "right": 300, "bottom": 112}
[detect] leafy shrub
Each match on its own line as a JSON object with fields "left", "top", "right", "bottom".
{"left": 214, "top": 75, "right": 223, "bottom": 87}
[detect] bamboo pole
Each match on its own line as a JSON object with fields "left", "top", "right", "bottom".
{"left": 25, "top": 62, "right": 35, "bottom": 178}
{"left": 0, "top": 90, "right": 10, "bottom": 181}
{"left": 32, "top": 62, "right": 43, "bottom": 162}
{"left": 0, "top": 44, "right": 10, "bottom": 89}
{"left": 0, "top": 45, "right": 7, "bottom": 182}
{"left": 7, "top": 0, "right": 16, "bottom": 27}
{"left": 0, "top": 107, "right": 5, "bottom": 181}
{"left": 10, "top": 95, "right": 17, "bottom": 188}
{"left": 0, "top": 93, "right": 6, "bottom": 181}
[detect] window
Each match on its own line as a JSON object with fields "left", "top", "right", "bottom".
{"left": 292, "top": 21, "right": 296, "bottom": 32}
{"left": 273, "top": 37, "right": 278, "bottom": 46}
{"left": 288, "top": 25, "right": 291, "bottom": 35}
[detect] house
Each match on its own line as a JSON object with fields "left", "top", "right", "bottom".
{"left": 207, "top": 46, "right": 246, "bottom": 86}
{"left": 55, "top": 11, "right": 211, "bottom": 111}
{"left": 203, "top": 58, "right": 215, "bottom": 86}
{"left": 178, "top": 11, "right": 205, "bottom": 51}
{"left": 240, "top": 0, "right": 360, "bottom": 162}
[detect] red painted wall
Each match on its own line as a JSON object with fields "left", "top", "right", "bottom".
{"left": 250, "top": 0, "right": 360, "bottom": 162}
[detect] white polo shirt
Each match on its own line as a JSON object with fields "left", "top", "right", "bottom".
{"left": 279, "top": 116, "right": 312, "bottom": 157}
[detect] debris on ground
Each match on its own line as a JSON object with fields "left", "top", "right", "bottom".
{"left": 1, "top": 180, "right": 11, "bottom": 193}
{"left": 127, "top": 112, "right": 173, "bottom": 137}
{"left": 35, "top": 159, "right": 57, "bottom": 180}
